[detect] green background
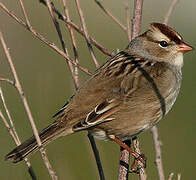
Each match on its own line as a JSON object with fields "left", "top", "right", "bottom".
{"left": 0, "top": 0, "right": 196, "bottom": 179}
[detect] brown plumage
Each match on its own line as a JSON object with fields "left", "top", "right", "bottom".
{"left": 5, "top": 23, "right": 193, "bottom": 163}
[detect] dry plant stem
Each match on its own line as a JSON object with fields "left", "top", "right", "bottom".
{"left": 168, "top": 173, "right": 174, "bottom": 180}
{"left": 17, "top": 0, "right": 31, "bottom": 27}
{"left": 0, "top": 86, "right": 20, "bottom": 143}
{"left": 62, "top": 0, "right": 79, "bottom": 89}
{"left": 118, "top": 140, "right": 130, "bottom": 180}
{"left": 39, "top": 0, "right": 112, "bottom": 57}
{"left": 75, "top": 0, "right": 99, "bottom": 68}
{"left": 0, "top": 77, "right": 15, "bottom": 86}
{"left": 0, "top": 32, "right": 58, "bottom": 180}
{"left": 151, "top": 1, "right": 181, "bottom": 179}
{"left": 45, "top": 0, "right": 78, "bottom": 89}
{"left": 0, "top": 87, "right": 37, "bottom": 180}
{"left": 133, "top": 138, "right": 147, "bottom": 180}
{"left": 125, "top": 3, "right": 131, "bottom": 41}
{"left": 94, "top": 0, "right": 127, "bottom": 33}
{"left": 131, "top": 0, "right": 146, "bottom": 179}
{"left": 131, "top": 0, "right": 144, "bottom": 39}
{"left": 88, "top": 133, "right": 105, "bottom": 180}
{"left": 151, "top": 126, "right": 165, "bottom": 180}
{"left": 177, "top": 173, "right": 181, "bottom": 180}
{"left": 164, "top": 0, "right": 180, "bottom": 25}
{"left": 0, "top": 2, "right": 92, "bottom": 76}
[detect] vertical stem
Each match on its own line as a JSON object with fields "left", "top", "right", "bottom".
{"left": 88, "top": 133, "right": 105, "bottom": 180}
{"left": 151, "top": 126, "right": 165, "bottom": 180}
{"left": 118, "top": 140, "right": 131, "bottom": 180}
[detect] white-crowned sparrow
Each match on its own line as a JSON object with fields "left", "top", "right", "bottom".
{"left": 5, "top": 23, "right": 193, "bottom": 164}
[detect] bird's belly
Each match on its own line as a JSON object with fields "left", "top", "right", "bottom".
{"left": 95, "top": 86, "right": 180, "bottom": 141}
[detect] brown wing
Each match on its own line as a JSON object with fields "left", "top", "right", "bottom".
{"left": 55, "top": 51, "right": 157, "bottom": 131}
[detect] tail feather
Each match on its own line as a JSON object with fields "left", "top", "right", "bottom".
{"left": 5, "top": 123, "right": 72, "bottom": 163}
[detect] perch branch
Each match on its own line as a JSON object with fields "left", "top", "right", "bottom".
{"left": 118, "top": 0, "right": 146, "bottom": 180}
{"left": 132, "top": 137, "right": 147, "bottom": 180}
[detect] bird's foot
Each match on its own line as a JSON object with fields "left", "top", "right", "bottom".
{"left": 129, "top": 153, "right": 147, "bottom": 174}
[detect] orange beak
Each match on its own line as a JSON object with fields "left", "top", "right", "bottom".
{"left": 178, "top": 42, "right": 193, "bottom": 53}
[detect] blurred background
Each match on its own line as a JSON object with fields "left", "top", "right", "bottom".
{"left": 0, "top": 0, "right": 195, "bottom": 179}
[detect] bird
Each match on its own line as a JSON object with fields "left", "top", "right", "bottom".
{"left": 5, "top": 23, "right": 193, "bottom": 165}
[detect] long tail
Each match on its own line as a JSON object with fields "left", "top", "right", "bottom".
{"left": 5, "top": 123, "right": 72, "bottom": 163}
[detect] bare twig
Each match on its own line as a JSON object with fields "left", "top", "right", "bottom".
{"left": 88, "top": 133, "right": 105, "bottom": 180}
{"left": 124, "top": 2, "right": 131, "bottom": 41}
{"left": 39, "top": 0, "right": 112, "bottom": 57}
{"left": 168, "top": 173, "right": 174, "bottom": 180}
{"left": 0, "top": 77, "right": 15, "bottom": 86}
{"left": 177, "top": 173, "right": 181, "bottom": 180}
{"left": 164, "top": 0, "right": 180, "bottom": 25}
{"left": 0, "top": 89, "right": 36, "bottom": 180}
{"left": 0, "top": 86, "right": 20, "bottom": 143}
{"left": 150, "top": 2, "right": 181, "bottom": 180}
{"left": 0, "top": 2, "right": 92, "bottom": 75}
{"left": 45, "top": 0, "right": 78, "bottom": 90}
{"left": 94, "top": 0, "right": 127, "bottom": 33}
{"left": 0, "top": 31, "right": 57, "bottom": 180}
{"left": 62, "top": 0, "right": 79, "bottom": 89}
{"left": 131, "top": 0, "right": 144, "bottom": 39}
{"left": 75, "top": 0, "right": 99, "bottom": 68}
{"left": 151, "top": 126, "right": 165, "bottom": 180}
{"left": 17, "top": 0, "right": 31, "bottom": 27}
{"left": 132, "top": 138, "right": 147, "bottom": 180}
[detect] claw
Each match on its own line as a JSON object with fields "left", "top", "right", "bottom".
{"left": 129, "top": 153, "right": 147, "bottom": 174}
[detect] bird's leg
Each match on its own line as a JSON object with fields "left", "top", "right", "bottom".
{"left": 109, "top": 135, "right": 146, "bottom": 172}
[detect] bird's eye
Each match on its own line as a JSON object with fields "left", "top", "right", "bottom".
{"left": 159, "top": 40, "right": 168, "bottom": 47}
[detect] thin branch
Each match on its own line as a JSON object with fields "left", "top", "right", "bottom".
{"left": 132, "top": 138, "right": 147, "bottom": 180}
{"left": 0, "top": 2, "right": 92, "bottom": 75}
{"left": 168, "top": 173, "right": 174, "bottom": 180}
{"left": 75, "top": 0, "right": 99, "bottom": 68}
{"left": 0, "top": 86, "right": 20, "bottom": 143}
{"left": 62, "top": 0, "right": 79, "bottom": 89}
{"left": 45, "top": 0, "right": 78, "bottom": 89}
{"left": 88, "top": 133, "right": 105, "bottom": 180}
{"left": 151, "top": 126, "right": 165, "bottom": 180}
{"left": 0, "top": 101, "right": 36, "bottom": 180}
{"left": 17, "top": 0, "right": 31, "bottom": 27}
{"left": 0, "top": 31, "right": 57, "bottom": 180}
{"left": 177, "top": 173, "right": 181, "bottom": 180}
{"left": 124, "top": 2, "right": 131, "bottom": 41}
{"left": 0, "top": 77, "right": 15, "bottom": 86}
{"left": 39, "top": 0, "right": 112, "bottom": 57}
{"left": 94, "top": 0, "right": 127, "bottom": 33}
{"left": 164, "top": 0, "right": 180, "bottom": 25}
